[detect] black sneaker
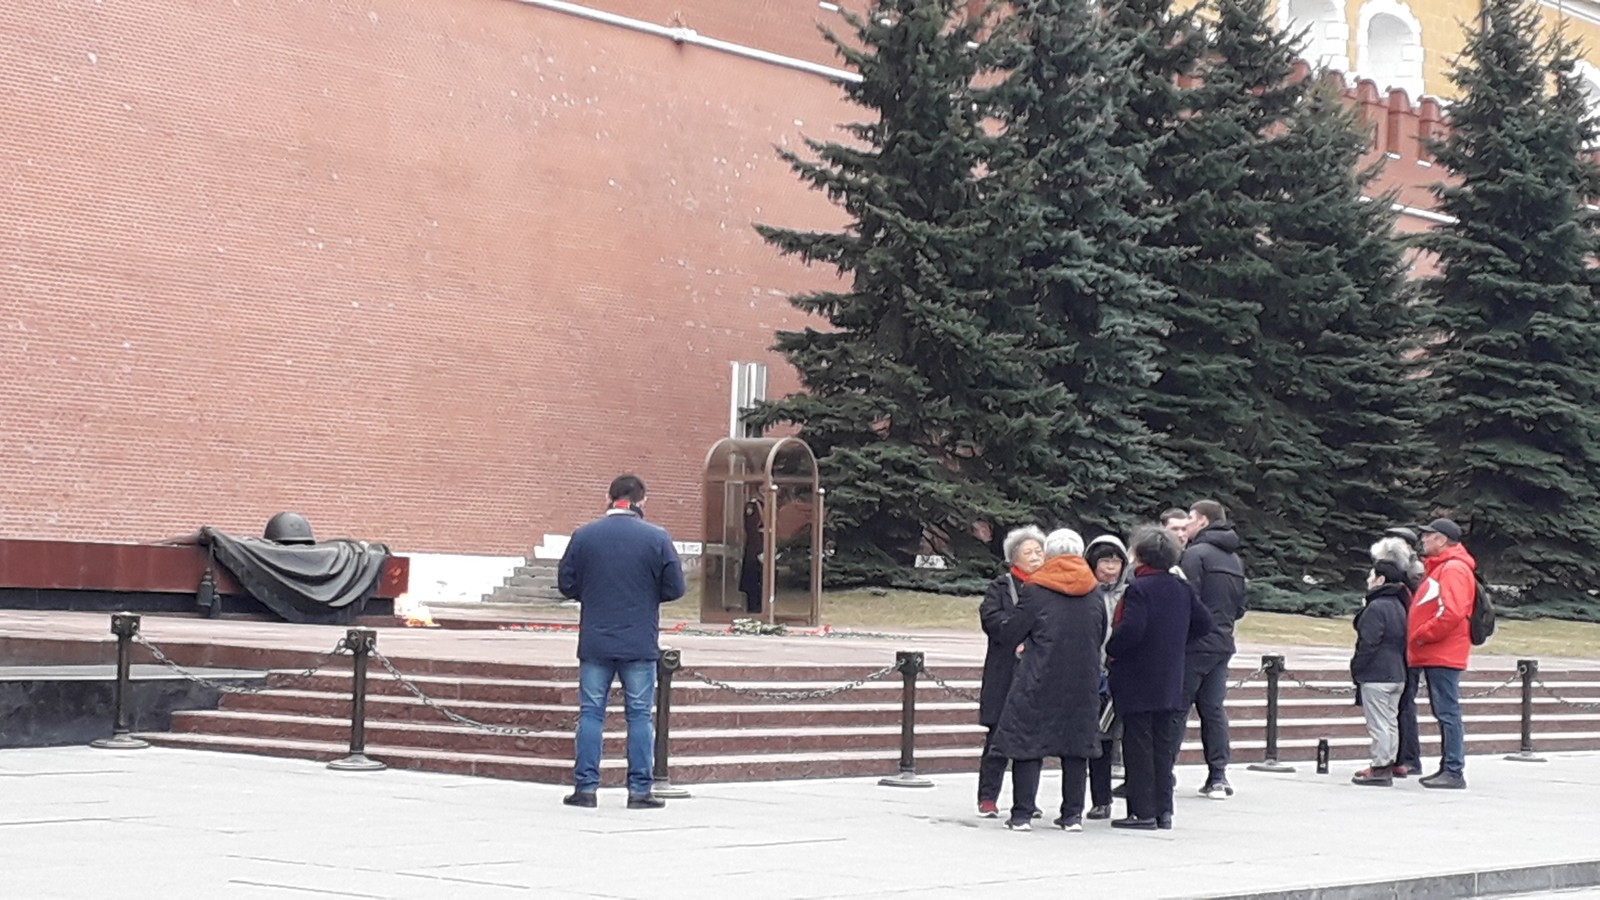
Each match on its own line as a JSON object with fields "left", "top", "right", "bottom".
{"left": 1199, "top": 779, "right": 1234, "bottom": 799}
{"left": 1156, "top": 813, "right": 1173, "bottom": 830}
{"left": 1110, "top": 816, "right": 1157, "bottom": 830}
{"left": 1420, "top": 771, "right": 1466, "bottom": 790}
{"left": 562, "top": 791, "right": 597, "bottom": 808}
{"left": 1087, "top": 804, "right": 1112, "bottom": 820}
{"left": 1052, "top": 815, "right": 1083, "bottom": 832}
{"left": 1005, "top": 816, "right": 1033, "bottom": 832}
{"left": 627, "top": 794, "right": 667, "bottom": 809}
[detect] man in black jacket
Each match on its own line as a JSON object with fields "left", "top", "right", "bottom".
{"left": 1179, "top": 499, "right": 1246, "bottom": 799}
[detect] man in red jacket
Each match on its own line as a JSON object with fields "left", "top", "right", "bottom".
{"left": 1410, "top": 518, "right": 1475, "bottom": 790}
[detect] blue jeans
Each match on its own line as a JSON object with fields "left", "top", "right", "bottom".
{"left": 573, "top": 659, "right": 656, "bottom": 797}
{"left": 1423, "top": 667, "right": 1465, "bottom": 775}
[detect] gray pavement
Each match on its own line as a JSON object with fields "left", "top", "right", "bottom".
{"left": 3, "top": 747, "right": 1599, "bottom": 899}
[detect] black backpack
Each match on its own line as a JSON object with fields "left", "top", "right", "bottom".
{"left": 1468, "top": 573, "right": 1496, "bottom": 646}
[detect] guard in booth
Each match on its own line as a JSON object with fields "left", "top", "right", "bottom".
{"left": 739, "top": 495, "right": 765, "bottom": 614}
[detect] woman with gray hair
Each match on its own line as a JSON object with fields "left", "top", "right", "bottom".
{"left": 990, "top": 527, "right": 1107, "bottom": 831}
{"left": 975, "top": 525, "right": 1047, "bottom": 818}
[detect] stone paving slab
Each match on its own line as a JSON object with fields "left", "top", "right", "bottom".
{"left": 2, "top": 745, "right": 1598, "bottom": 899}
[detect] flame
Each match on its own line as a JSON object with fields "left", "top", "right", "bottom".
{"left": 393, "top": 592, "right": 439, "bottom": 628}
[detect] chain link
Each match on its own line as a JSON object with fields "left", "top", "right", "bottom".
{"left": 921, "top": 667, "right": 980, "bottom": 703}
{"left": 369, "top": 647, "right": 560, "bottom": 735}
{"left": 132, "top": 632, "right": 350, "bottom": 694}
{"left": 1532, "top": 677, "right": 1600, "bottom": 711}
{"left": 684, "top": 664, "right": 899, "bottom": 702}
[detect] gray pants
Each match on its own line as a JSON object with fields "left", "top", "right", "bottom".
{"left": 1360, "top": 682, "right": 1403, "bottom": 767}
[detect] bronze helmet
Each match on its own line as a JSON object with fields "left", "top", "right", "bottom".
{"left": 263, "top": 511, "right": 316, "bottom": 545}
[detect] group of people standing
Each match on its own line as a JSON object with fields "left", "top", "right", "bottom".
{"left": 1350, "top": 518, "right": 1478, "bottom": 789}
{"left": 977, "top": 502, "right": 1479, "bottom": 833}
{"left": 977, "top": 500, "right": 1246, "bottom": 832}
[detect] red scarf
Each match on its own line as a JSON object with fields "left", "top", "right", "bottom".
{"left": 1134, "top": 564, "right": 1162, "bottom": 578}
{"left": 1010, "top": 565, "right": 1031, "bottom": 583}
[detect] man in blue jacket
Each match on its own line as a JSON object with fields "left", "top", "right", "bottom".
{"left": 559, "top": 474, "right": 686, "bottom": 810}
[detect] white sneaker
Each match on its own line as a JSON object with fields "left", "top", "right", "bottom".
{"left": 1201, "top": 780, "right": 1233, "bottom": 799}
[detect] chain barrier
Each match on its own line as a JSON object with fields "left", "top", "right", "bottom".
{"left": 1280, "top": 669, "right": 1359, "bottom": 696}
{"left": 368, "top": 647, "right": 563, "bottom": 735}
{"left": 921, "top": 667, "right": 980, "bottom": 703}
{"left": 1532, "top": 676, "right": 1600, "bottom": 711}
{"left": 132, "top": 632, "right": 350, "bottom": 695}
{"left": 1229, "top": 662, "right": 1268, "bottom": 690}
{"left": 1460, "top": 669, "right": 1523, "bottom": 700}
{"left": 684, "top": 664, "right": 899, "bottom": 702}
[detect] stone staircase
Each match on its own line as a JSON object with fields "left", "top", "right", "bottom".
{"left": 136, "top": 658, "right": 1600, "bottom": 785}
{"left": 479, "top": 559, "right": 566, "bottom": 605}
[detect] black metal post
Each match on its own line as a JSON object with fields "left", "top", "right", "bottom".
{"left": 328, "top": 628, "right": 386, "bottom": 771}
{"left": 91, "top": 613, "right": 149, "bottom": 750}
{"left": 879, "top": 650, "right": 932, "bottom": 788}
{"left": 651, "top": 649, "right": 690, "bottom": 797}
{"left": 1248, "top": 654, "right": 1295, "bottom": 773}
{"left": 1505, "top": 659, "right": 1546, "bottom": 762}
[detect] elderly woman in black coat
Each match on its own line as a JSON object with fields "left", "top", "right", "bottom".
{"left": 975, "top": 526, "right": 1046, "bottom": 818}
{"left": 989, "top": 528, "right": 1107, "bottom": 832}
{"left": 1106, "top": 525, "right": 1216, "bottom": 831}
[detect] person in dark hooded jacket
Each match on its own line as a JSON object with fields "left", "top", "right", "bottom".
{"left": 1179, "top": 499, "right": 1247, "bottom": 799}
{"left": 1381, "top": 528, "right": 1426, "bottom": 776}
{"left": 974, "top": 526, "right": 1047, "bottom": 818}
{"left": 989, "top": 529, "right": 1106, "bottom": 832}
{"left": 1349, "top": 544, "right": 1412, "bottom": 787}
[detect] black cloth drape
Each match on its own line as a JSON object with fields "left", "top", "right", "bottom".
{"left": 199, "top": 526, "right": 389, "bottom": 624}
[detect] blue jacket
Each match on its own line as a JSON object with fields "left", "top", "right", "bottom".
{"left": 558, "top": 510, "right": 686, "bottom": 662}
{"left": 1106, "top": 569, "right": 1216, "bottom": 714}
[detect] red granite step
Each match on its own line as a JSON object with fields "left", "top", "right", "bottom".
{"left": 224, "top": 690, "right": 985, "bottom": 730}
{"left": 166, "top": 709, "right": 987, "bottom": 757}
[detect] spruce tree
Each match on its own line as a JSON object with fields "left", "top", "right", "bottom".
{"left": 1418, "top": 0, "right": 1600, "bottom": 608}
{"left": 1252, "top": 77, "right": 1425, "bottom": 591}
{"left": 1133, "top": 0, "right": 1310, "bottom": 586}
{"left": 981, "top": 0, "right": 1178, "bottom": 538}
{"left": 748, "top": 0, "right": 1047, "bottom": 586}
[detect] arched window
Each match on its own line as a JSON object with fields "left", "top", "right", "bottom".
{"left": 1284, "top": 0, "right": 1350, "bottom": 73}
{"left": 1356, "top": 0, "right": 1424, "bottom": 100}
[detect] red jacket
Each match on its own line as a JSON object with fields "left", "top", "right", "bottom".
{"left": 1408, "top": 542, "right": 1476, "bottom": 670}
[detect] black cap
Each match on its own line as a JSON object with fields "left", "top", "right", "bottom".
{"left": 1419, "top": 518, "right": 1463, "bottom": 542}
{"left": 1384, "top": 526, "right": 1419, "bottom": 545}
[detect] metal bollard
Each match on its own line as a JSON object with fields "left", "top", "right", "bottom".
{"left": 1247, "top": 654, "right": 1295, "bottom": 773}
{"left": 651, "top": 649, "right": 691, "bottom": 798}
{"left": 879, "top": 650, "right": 933, "bottom": 788}
{"left": 327, "top": 628, "right": 386, "bottom": 771}
{"left": 1505, "top": 659, "right": 1546, "bottom": 763}
{"left": 91, "top": 612, "right": 150, "bottom": 750}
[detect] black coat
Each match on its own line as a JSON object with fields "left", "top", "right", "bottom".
{"left": 1179, "top": 524, "right": 1248, "bottom": 658}
{"left": 1106, "top": 570, "right": 1216, "bottom": 714}
{"left": 978, "top": 572, "right": 1028, "bottom": 727}
{"left": 990, "top": 574, "right": 1108, "bottom": 761}
{"left": 1351, "top": 583, "right": 1410, "bottom": 685}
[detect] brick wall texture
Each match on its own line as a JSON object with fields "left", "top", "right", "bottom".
{"left": 1, "top": 0, "right": 1447, "bottom": 555}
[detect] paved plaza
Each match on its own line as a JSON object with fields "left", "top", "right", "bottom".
{"left": 3, "top": 745, "right": 1599, "bottom": 899}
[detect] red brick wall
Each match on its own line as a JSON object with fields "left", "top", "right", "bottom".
{"left": 0, "top": 0, "right": 849, "bottom": 552}
{"left": 0, "top": 1, "right": 1454, "bottom": 556}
